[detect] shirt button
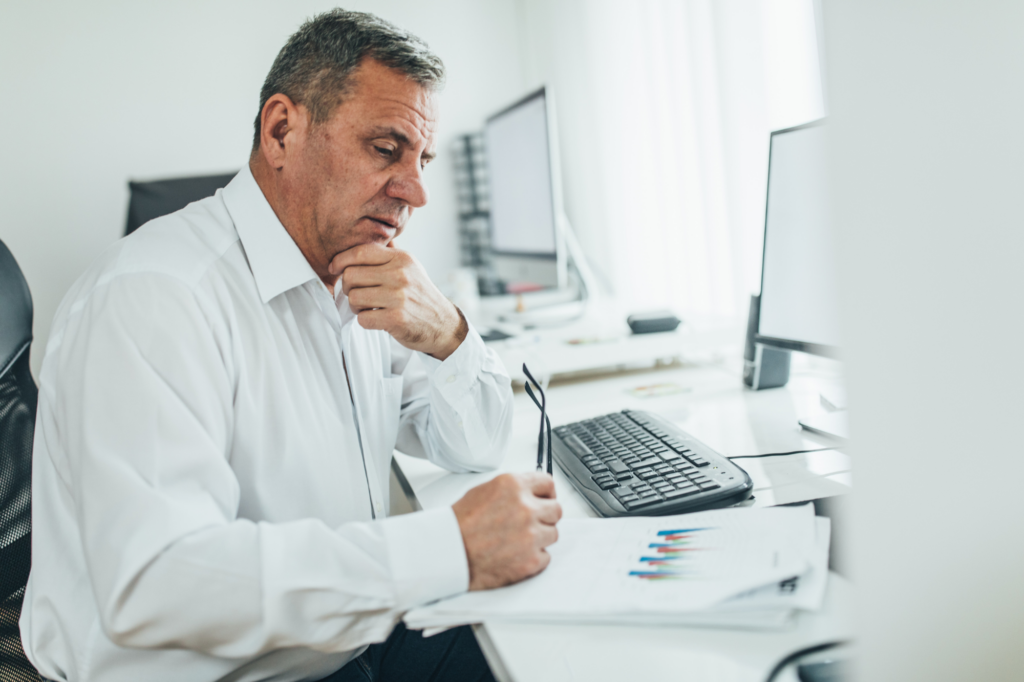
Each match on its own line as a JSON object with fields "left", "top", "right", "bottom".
{"left": 446, "top": 375, "right": 456, "bottom": 384}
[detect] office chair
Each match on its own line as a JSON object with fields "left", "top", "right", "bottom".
{"left": 125, "top": 172, "right": 237, "bottom": 235}
{"left": 0, "top": 239, "right": 41, "bottom": 681}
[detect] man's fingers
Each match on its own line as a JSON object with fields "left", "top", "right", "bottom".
{"left": 522, "top": 472, "right": 557, "bottom": 499}
{"left": 346, "top": 284, "right": 394, "bottom": 311}
{"left": 532, "top": 521, "right": 559, "bottom": 549}
{"left": 529, "top": 549, "right": 552, "bottom": 577}
{"left": 355, "top": 307, "right": 397, "bottom": 332}
{"left": 328, "top": 242, "right": 395, "bottom": 275}
{"left": 534, "top": 498, "right": 563, "bottom": 526}
{"left": 339, "top": 265, "right": 386, "bottom": 295}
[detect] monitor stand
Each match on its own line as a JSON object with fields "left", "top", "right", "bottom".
{"left": 481, "top": 214, "right": 600, "bottom": 329}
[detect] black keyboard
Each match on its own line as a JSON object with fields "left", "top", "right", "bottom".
{"left": 552, "top": 409, "right": 753, "bottom": 517}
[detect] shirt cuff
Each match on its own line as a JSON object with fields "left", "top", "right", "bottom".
{"left": 419, "top": 325, "right": 486, "bottom": 401}
{"left": 381, "top": 507, "right": 469, "bottom": 610}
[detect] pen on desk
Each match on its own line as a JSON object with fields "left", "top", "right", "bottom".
{"left": 522, "top": 363, "right": 553, "bottom": 475}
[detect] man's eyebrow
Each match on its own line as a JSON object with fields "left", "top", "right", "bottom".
{"left": 368, "top": 127, "right": 435, "bottom": 162}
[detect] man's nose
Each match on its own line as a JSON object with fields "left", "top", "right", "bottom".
{"left": 386, "top": 160, "right": 429, "bottom": 209}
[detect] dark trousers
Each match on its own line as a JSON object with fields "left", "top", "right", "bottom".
{"left": 318, "top": 623, "right": 496, "bottom": 682}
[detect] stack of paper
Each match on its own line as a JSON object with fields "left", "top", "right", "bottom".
{"left": 405, "top": 505, "right": 830, "bottom": 633}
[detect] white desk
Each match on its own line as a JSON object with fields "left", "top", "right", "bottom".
{"left": 392, "top": 357, "right": 855, "bottom": 681}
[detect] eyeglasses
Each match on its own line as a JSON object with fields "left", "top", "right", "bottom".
{"left": 522, "top": 363, "right": 552, "bottom": 475}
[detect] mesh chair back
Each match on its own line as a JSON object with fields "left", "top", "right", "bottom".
{"left": 0, "top": 239, "right": 41, "bottom": 681}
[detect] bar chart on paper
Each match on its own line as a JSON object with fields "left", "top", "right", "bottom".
{"left": 629, "top": 527, "right": 714, "bottom": 580}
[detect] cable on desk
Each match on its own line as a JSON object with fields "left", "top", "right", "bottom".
{"left": 763, "top": 639, "right": 850, "bottom": 682}
{"left": 728, "top": 448, "right": 835, "bottom": 460}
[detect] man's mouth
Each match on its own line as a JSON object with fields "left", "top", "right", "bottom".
{"left": 367, "top": 216, "right": 398, "bottom": 229}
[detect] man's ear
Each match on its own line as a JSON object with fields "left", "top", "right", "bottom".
{"left": 257, "top": 93, "right": 307, "bottom": 170}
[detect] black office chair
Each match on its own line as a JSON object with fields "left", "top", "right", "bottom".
{"left": 0, "top": 240, "right": 41, "bottom": 681}
{"left": 125, "top": 172, "right": 237, "bottom": 235}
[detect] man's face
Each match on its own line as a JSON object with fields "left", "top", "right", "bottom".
{"left": 291, "top": 58, "right": 438, "bottom": 273}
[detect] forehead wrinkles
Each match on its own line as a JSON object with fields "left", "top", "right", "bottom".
{"left": 374, "top": 92, "right": 438, "bottom": 148}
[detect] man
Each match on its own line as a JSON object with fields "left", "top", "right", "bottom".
{"left": 21, "top": 9, "right": 561, "bottom": 682}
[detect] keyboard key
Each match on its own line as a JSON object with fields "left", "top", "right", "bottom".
{"left": 615, "top": 473, "right": 634, "bottom": 483}
{"left": 597, "top": 479, "right": 619, "bottom": 490}
{"left": 637, "top": 490, "right": 659, "bottom": 499}
{"left": 691, "top": 457, "right": 710, "bottom": 467}
{"left": 698, "top": 481, "right": 721, "bottom": 491}
{"left": 623, "top": 497, "right": 660, "bottom": 510}
{"left": 664, "top": 487, "right": 700, "bottom": 499}
{"left": 608, "top": 461, "right": 630, "bottom": 475}
{"left": 564, "top": 434, "right": 593, "bottom": 457}
{"left": 638, "top": 457, "right": 661, "bottom": 467}
{"left": 637, "top": 470, "right": 660, "bottom": 480}
{"left": 591, "top": 464, "right": 610, "bottom": 474}
{"left": 610, "top": 486, "right": 634, "bottom": 499}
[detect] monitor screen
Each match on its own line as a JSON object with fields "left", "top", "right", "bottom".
{"left": 485, "top": 90, "right": 558, "bottom": 257}
{"left": 757, "top": 120, "right": 841, "bottom": 357}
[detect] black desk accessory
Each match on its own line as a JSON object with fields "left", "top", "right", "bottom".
{"left": 627, "top": 311, "right": 681, "bottom": 334}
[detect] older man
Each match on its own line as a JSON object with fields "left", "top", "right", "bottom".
{"left": 21, "top": 9, "right": 560, "bottom": 682}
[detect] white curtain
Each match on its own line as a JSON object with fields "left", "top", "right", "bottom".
{"left": 517, "top": 0, "right": 825, "bottom": 320}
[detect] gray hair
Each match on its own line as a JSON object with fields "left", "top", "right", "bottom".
{"left": 252, "top": 8, "right": 445, "bottom": 149}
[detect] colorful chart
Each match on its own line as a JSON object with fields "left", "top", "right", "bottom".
{"left": 628, "top": 527, "right": 713, "bottom": 580}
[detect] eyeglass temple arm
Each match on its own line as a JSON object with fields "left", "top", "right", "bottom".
{"left": 522, "top": 365, "right": 553, "bottom": 475}
{"left": 524, "top": 382, "right": 554, "bottom": 474}
{"left": 523, "top": 381, "right": 548, "bottom": 472}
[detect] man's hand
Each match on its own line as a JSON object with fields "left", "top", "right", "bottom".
{"left": 329, "top": 242, "right": 467, "bottom": 360}
{"left": 452, "top": 473, "right": 562, "bottom": 591}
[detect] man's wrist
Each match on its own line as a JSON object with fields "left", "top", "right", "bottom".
{"left": 431, "top": 305, "right": 469, "bottom": 361}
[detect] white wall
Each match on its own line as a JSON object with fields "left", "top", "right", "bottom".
{"left": 826, "top": 2, "right": 1024, "bottom": 679}
{"left": 0, "top": 0, "right": 526, "bottom": 376}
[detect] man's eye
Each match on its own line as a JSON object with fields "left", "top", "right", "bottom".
{"left": 374, "top": 146, "right": 394, "bottom": 158}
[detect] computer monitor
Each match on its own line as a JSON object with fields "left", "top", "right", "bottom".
{"left": 484, "top": 87, "right": 567, "bottom": 292}
{"left": 755, "top": 119, "right": 841, "bottom": 359}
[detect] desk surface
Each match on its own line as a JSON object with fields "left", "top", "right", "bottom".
{"left": 392, "top": 357, "right": 854, "bottom": 682}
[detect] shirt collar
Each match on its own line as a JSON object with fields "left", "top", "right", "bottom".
{"left": 222, "top": 164, "right": 321, "bottom": 304}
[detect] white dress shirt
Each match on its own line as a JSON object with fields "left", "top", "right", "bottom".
{"left": 20, "top": 166, "right": 513, "bottom": 682}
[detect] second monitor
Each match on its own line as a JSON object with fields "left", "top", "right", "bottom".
{"left": 485, "top": 87, "right": 568, "bottom": 293}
